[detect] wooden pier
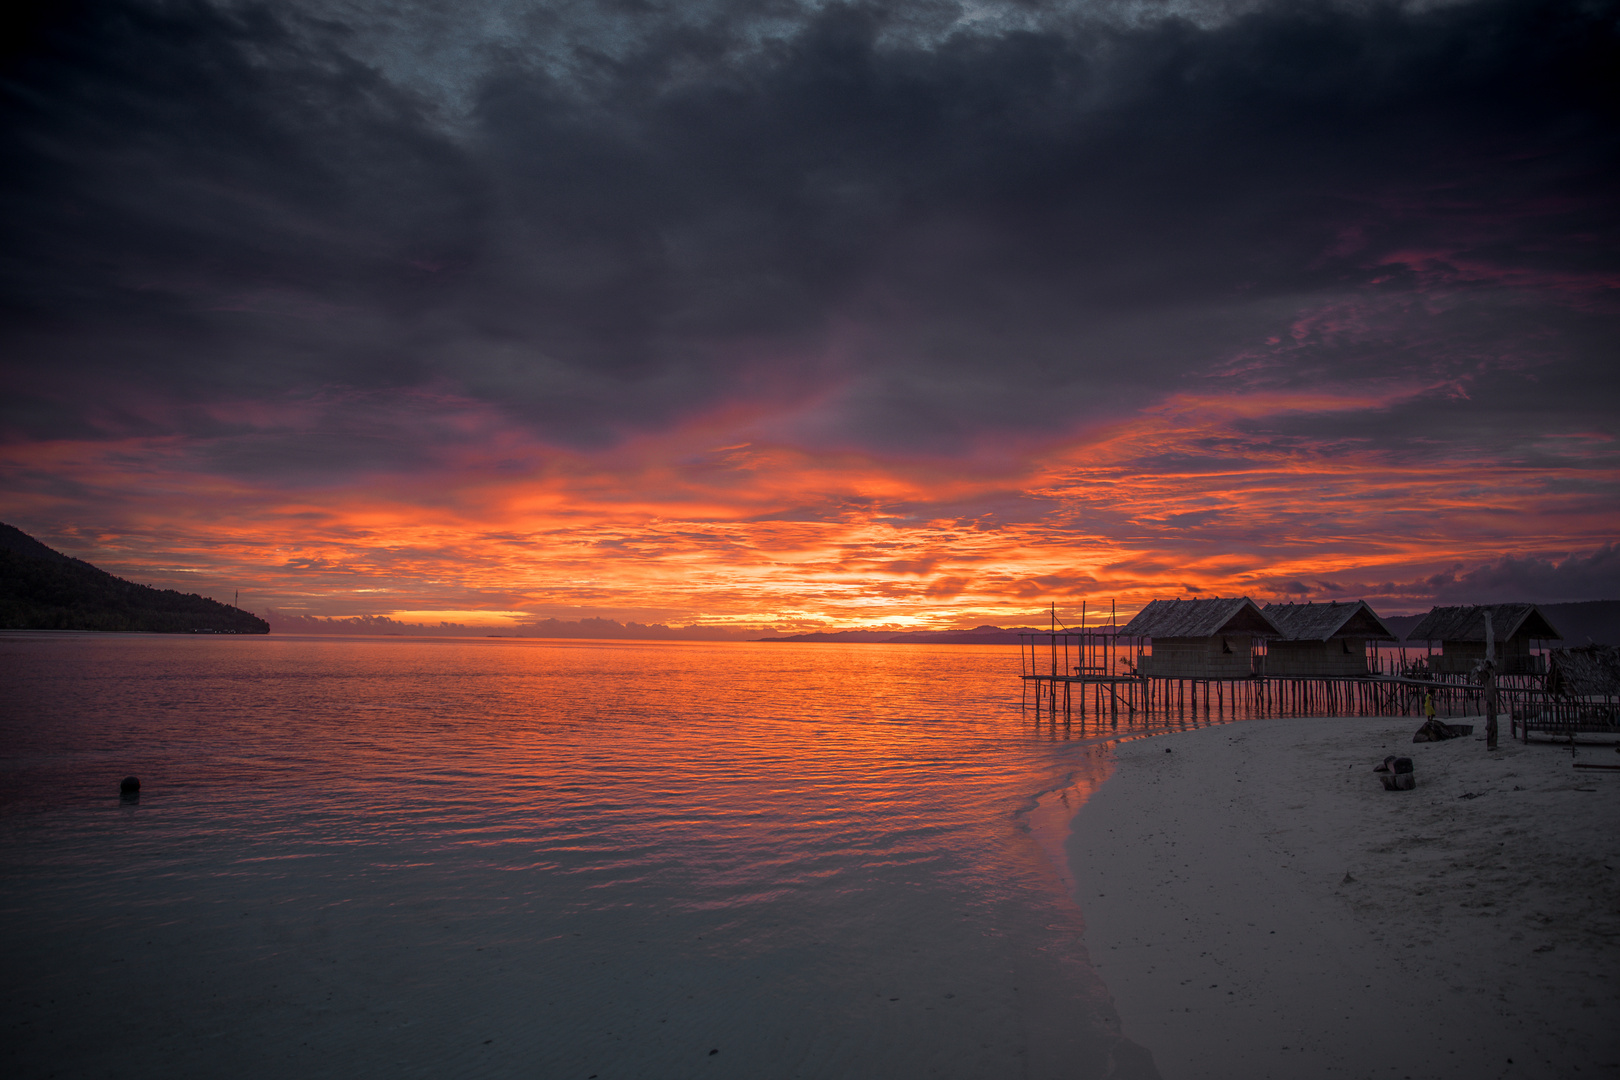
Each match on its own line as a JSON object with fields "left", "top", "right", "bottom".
{"left": 1023, "top": 660, "right": 1557, "bottom": 725}
{"left": 1019, "top": 602, "right": 1573, "bottom": 727}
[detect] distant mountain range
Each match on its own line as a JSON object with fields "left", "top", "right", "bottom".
{"left": 1368, "top": 604, "right": 1620, "bottom": 645}
{"left": 265, "top": 610, "right": 777, "bottom": 640}
{"left": 0, "top": 522, "right": 268, "bottom": 633}
{"left": 764, "top": 625, "right": 1063, "bottom": 645}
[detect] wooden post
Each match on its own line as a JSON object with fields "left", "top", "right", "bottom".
{"left": 1050, "top": 603, "right": 1058, "bottom": 681}
{"left": 1484, "top": 611, "right": 1499, "bottom": 749}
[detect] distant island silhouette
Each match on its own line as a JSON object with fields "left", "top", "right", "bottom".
{"left": 0, "top": 522, "right": 267, "bottom": 633}
{"left": 762, "top": 625, "right": 1045, "bottom": 645}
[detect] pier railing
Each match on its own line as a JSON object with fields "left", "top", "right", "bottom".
{"left": 1019, "top": 638, "right": 1616, "bottom": 739}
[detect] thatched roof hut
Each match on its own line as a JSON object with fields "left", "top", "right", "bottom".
{"left": 1119, "top": 598, "right": 1279, "bottom": 678}
{"left": 1260, "top": 601, "right": 1396, "bottom": 676}
{"left": 1406, "top": 604, "right": 1563, "bottom": 675}
{"left": 1120, "top": 597, "right": 1278, "bottom": 639}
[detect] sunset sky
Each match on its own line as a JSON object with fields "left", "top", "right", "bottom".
{"left": 2, "top": 0, "right": 1617, "bottom": 630}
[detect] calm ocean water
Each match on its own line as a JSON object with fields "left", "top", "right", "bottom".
{"left": 0, "top": 633, "right": 1187, "bottom": 1079}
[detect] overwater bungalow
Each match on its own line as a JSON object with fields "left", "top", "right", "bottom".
{"left": 1119, "top": 597, "right": 1280, "bottom": 678}
{"left": 1260, "top": 601, "right": 1397, "bottom": 677}
{"left": 1406, "top": 603, "right": 1564, "bottom": 676}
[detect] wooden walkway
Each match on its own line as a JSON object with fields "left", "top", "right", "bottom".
{"left": 1013, "top": 604, "right": 1604, "bottom": 729}
{"left": 1017, "top": 606, "right": 1614, "bottom": 738}
{"left": 1020, "top": 670, "right": 1424, "bottom": 721}
{"left": 1020, "top": 627, "right": 1564, "bottom": 724}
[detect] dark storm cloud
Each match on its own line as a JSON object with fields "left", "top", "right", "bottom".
{"left": 2, "top": 0, "right": 1616, "bottom": 465}
{"left": 1430, "top": 544, "right": 1620, "bottom": 604}
{"left": 1270, "top": 542, "right": 1620, "bottom": 607}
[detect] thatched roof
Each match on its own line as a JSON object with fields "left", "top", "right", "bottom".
{"left": 1119, "top": 597, "right": 1280, "bottom": 639}
{"left": 1405, "top": 604, "right": 1563, "bottom": 643}
{"left": 1548, "top": 645, "right": 1620, "bottom": 697}
{"left": 1261, "top": 601, "right": 1396, "bottom": 642}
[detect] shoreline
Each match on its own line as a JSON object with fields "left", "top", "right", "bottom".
{"left": 1065, "top": 716, "right": 1620, "bottom": 1079}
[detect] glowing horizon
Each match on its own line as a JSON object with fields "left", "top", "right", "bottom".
{"left": 6, "top": 373, "right": 1616, "bottom": 628}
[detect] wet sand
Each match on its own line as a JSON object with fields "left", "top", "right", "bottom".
{"left": 1068, "top": 717, "right": 1620, "bottom": 1080}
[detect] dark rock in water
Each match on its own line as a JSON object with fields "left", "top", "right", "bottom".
{"left": 119, "top": 776, "right": 140, "bottom": 795}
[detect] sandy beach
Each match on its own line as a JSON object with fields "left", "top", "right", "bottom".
{"left": 1067, "top": 717, "right": 1620, "bottom": 1079}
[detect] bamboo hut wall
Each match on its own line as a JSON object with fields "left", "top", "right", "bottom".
{"left": 1429, "top": 636, "right": 1544, "bottom": 675}
{"left": 1262, "top": 638, "right": 1370, "bottom": 676}
{"left": 1138, "top": 635, "right": 1255, "bottom": 678}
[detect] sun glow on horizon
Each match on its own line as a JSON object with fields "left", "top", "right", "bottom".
{"left": 385, "top": 610, "right": 537, "bottom": 626}
{"left": 6, "top": 375, "right": 1617, "bottom": 628}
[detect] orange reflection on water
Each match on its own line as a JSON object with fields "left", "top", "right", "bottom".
{"left": 0, "top": 633, "right": 1162, "bottom": 1076}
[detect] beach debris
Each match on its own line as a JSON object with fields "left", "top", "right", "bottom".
{"left": 1341, "top": 871, "right": 1356, "bottom": 884}
{"left": 1458, "top": 792, "right": 1483, "bottom": 800}
{"left": 119, "top": 776, "right": 140, "bottom": 799}
{"left": 709, "top": 1048, "right": 720, "bottom": 1055}
{"left": 1375, "top": 756, "right": 1415, "bottom": 790}
{"left": 1412, "top": 718, "right": 1472, "bottom": 742}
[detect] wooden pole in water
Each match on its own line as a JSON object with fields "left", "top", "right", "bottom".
{"left": 1078, "top": 601, "right": 1086, "bottom": 677}
{"left": 1050, "top": 603, "right": 1057, "bottom": 681}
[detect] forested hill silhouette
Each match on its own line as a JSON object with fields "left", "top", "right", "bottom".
{"left": 0, "top": 523, "right": 268, "bottom": 633}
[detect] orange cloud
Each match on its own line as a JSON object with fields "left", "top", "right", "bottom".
{"left": 4, "top": 382, "right": 1616, "bottom": 627}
